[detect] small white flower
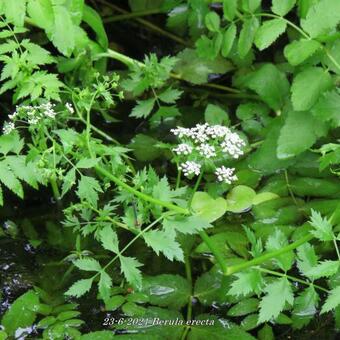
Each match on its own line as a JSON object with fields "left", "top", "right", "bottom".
{"left": 197, "top": 143, "right": 216, "bottom": 158}
{"left": 2, "top": 121, "right": 15, "bottom": 134}
{"left": 179, "top": 161, "right": 201, "bottom": 177}
{"left": 65, "top": 102, "right": 74, "bottom": 114}
{"left": 171, "top": 126, "right": 191, "bottom": 138}
{"left": 221, "top": 132, "right": 245, "bottom": 159}
{"left": 173, "top": 143, "right": 193, "bottom": 155}
{"left": 215, "top": 166, "right": 237, "bottom": 184}
{"left": 206, "top": 125, "right": 230, "bottom": 138}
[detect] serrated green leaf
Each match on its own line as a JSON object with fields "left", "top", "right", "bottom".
{"left": 0, "top": 130, "right": 24, "bottom": 155}
{"left": 76, "top": 175, "right": 102, "bottom": 207}
{"left": 291, "top": 67, "right": 333, "bottom": 111}
{"left": 27, "top": 0, "right": 54, "bottom": 31}
{"left": 271, "top": 0, "right": 296, "bottom": 16}
{"left": 158, "top": 87, "right": 182, "bottom": 104}
{"left": 98, "top": 270, "right": 112, "bottom": 301}
{"left": 229, "top": 269, "right": 264, "bottom": 297}
{"left": 228, "top": 298, "right": 259, "bottom": 317}
{"left": 221, "top": 23, "right": 237, "bottom": 57}
{"left": 301, "top": 0, "right": 340, "bottom": 38}
{"left": 277, "top": 110, "right": 327, "bottom": 159}
{"left": 163, "top": 215, "right": 212, "bottom": 235}
{"left": 255, "top": 19, "right": 287, "bottom": 50}
{"left": 0, "top": 161, "right": 24, "bottom": 199}
{"left": 238, "top": 17, "right": 259, "bottom": 58}
{"left": 258, "top": 277, "right": 294, "bottom": 323}
{"left": 119, "top": 256, "right": 143, "bottom": 289}
{"left": 61, "top": 168, "right": 76, "bottom": 197}
{"left": 130, "top": 98, "right": 155, "bottom": 118}
{"left": 73, "top": 258, "right": 101, "bottom": 272}
{"left": 293, "top": 285, "right": 319, "bottom": 322}
{"left": 65, "top": 278, "right": 94, "bottom": 298}
{"left": 99, "top": 225, "right": 119, "bottom": 254}
{"left": 143, "top": 229, "right": 184, "bottom": 262}
{"left": 51, "top": 5, "right": 75, "bottom": 57}
{"left": 284, "top": 39, "right": 321, "bottom": 65}
{"left": 3, "top": 0, "right": 26, "bottom": 27}
{"left": 306, "top": 260, "right": 339, "bottom": 279}
{"left": 309, "top": 209, "right": 334, "bottom": 241}
{"left": 321, "top": 286, "right": 340, "bottom": 313}
{"left": 205, "top": 11, "right": 220, "bottom": 32}
{"left": 296, "top": 243, "right": 318, "bottom": 276}
{"left": 223, "top": 0, "right": 237, "bottom": 21}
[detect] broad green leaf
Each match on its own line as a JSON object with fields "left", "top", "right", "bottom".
{"left": 129, "top": 134, "right": 162, "bottom": 161}
{"left": 204, "top": 103, "right": 229, "bottom": 125}
{"left": 301, "top": 0, "right": 340, "bottom": 38}
{"left": 73, "top": 258, "right": 101, "bottom": 272}
{"left": 321, "top": 286, "right": 340, "bottom": 313}
{"left": 293, "top": 286, "right": 319, "bottom": 325}
{"left": 163, "top": 215, "right": 212, "bottom": 235}
{"left": 238, "top": 64, "right": 290, "bottom": 111}
{"left": 297, "top": 0, "right": 318, "bottom": 18}
{"left": 0, "top": 130, "right": 24, "bottom": 155}
{"left": 241, "top": 0, "right": 261, "bottom": 13}
{"left": 51, "top": 5, "right": 75, "bottom": 57}
{"left": 1, "top": 290, "right": 39, "bottom": 336}
{"left": 241, "top": 313, "right": 259, "bottom": 331}
{"left": 105, "top": 295, "right": 125, "bottom": 311}
{"left": 99, "top": 225, "right": 119, "bottom": 254}
{"left": 140, "top": 274, "right": 190, "bottom": 309}
{"left": 119, "top": 256, "right": 143, "bottom": 289}
{"left": 143, "top": 229, "right": 184, "bottom": 262}
{"left": 121, "top": 301, "right": 145, "bottom": 317}
{"left": 68, "top": 0, "right": 84, "bottom": 25}
{"left": 255, "top": 19, "right": 287, "bottom": 50}
{"left": 277, "top": 110, "right": 327, "bottom": 159}
{"left": 76, "top": 158, "right": 99, "bottom": 169}
{"left": 291, "top": 67, "right": 333, "bottom": 111}
{"left": 238, "top": 17, "right": 259, "bottom": 58}
{"left": 174, "top": 48, "right": 233, "bottom": 85}
{"left": 188, "top": 315, "right": 256, "bottom": 340}
{"left": 284, "top": 39, "right": 321, "bottom": 66}
{"left": 271, "top": 0, "right": 296, "bottom": 16}
{"left": 130, "top": 98, "right": 156, "bottom": 118}
{"left": 221, "top": 23, "right": 237, "bottom": 57}
{"left": 229, "top": 269, "right": 264, "bottom": 297}
{"left": 252, "top": 192, "right": 279, "bottom": 205}
{"left": 191, "top": 192, "right": 227, "bottom": 222}
{"left": 312, "top": 90, "right": 340, "bottom": 127}
{"left": 309, "top": 209, "right": 334, "bottom": 241}
{"left": 228, "top": 298, "right": 259, "bottom": 317}
{"left": 258, "top": 277, "right": 294, "bottom": 323}
{"left": 223, "top": 0, "right": 237, "bottom": 21}
{"left": 205, "top": 12, "right": 220, "bottom": 32}
{"left": 76, "top": 175, "right": 102, "bottom": 207}
{"left": 257, "top": 324, "right": 275, "bottom": 340}
{"left": 82, "top": 4, "right": 108, "bottom": 49}
{"left": 225, "top": 185, "right": 256, "bottom": 213}
{"left": 0, "top": 161, "right": 24, "bottom": 199}
{"left": 3, "top": 0, "right": 26, "bottom": 26}
{"left": 194, "top": 269, "right": 233, "bottom": 306}
{"left": 65, "top": 278, "right": 94, "bottom": 298}
{"left": 306, "top": 260, "right": 340, "bottom": 279}
{"left": 27, "top": 0, "right": 54, "bottom": 31}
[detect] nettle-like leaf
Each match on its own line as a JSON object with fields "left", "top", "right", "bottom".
{"left": 296, "top": 243, "right": 319, "bottom": 276}
{"left": 119, "top": 256, "right": 143, "bottom": 290}
{"left": 143, "top": 228, "right": 184, "bottom": 262}
{"left": 73, "top": 258, "right": 101, "bottom": 272}
{"left": 76, "top": 175, "right": 103, "bottom": 208}
{"left": 228, "top": 269, "right": 264, "bottom": 297}
{"left": 271, "top": 0, "right": 296, "bottom": 16}
{"left": 163, "top": 215, "right": 212, "bottom": 235}
{"left": 258, "top": 277, "right": 294, "bottom": 323}
{"left": 99, "top": 225, "right": 119, "bottom": 254}
{"left": 321, "top": 286, "right": 340, "bottom": 314}
{"left": 254, "top": 19, "right": 287, "bottom": 51}
{"left": 309, "top": 209, "right": 334, "bottom": 241}
{"left": 291, "top": 67, "right": 333, "bottom": 111}
{"left": 130, "top": 98, "right": 155, "bottom": 118}
{"left": 65, "top": 278, "right": 94, "bottom": 298}
{"left": 305, "top": 260, "right": 340, "bottom": 279}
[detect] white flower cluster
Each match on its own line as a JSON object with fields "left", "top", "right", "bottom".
{"left": 178, "top": 161, "right": 201, "bottom": 177}
{"left": 215, "top": 166, "right": 238, "bottom": 184}
{"left": 171, "top": 123, "right": 245, "bottom": 183}
{"left": 2, "top": 102, "right": 74, "bottom": 135}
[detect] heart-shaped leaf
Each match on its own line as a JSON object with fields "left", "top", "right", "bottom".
{"left": 225, "top": 185, "right": 256, "bottom": 213}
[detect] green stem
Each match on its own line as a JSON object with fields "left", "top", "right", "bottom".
{"left": 94, "top": 165, "right": 189, "bottom": 215}
{"left": 181, "top": 255, "right": 193, "bottom": 340}
{"left": 226, "top": 233, "right": 314, "bottom": 275}
{"left": 103, "top": 8, "right": 162, "bottom": 22}
{"left": 258, "top": 268, "right": 329, "bottom": 293}
{"left": 189, "top": 171, "right": 204, "bottom": 207}
{"left": 50, "top": 175, "right": 61, "bottom": 201}
{"left": 176, "top": 168, "right": 181, "bottom": 190}
{"left": 333, "top": 238, "right": 340, "bottom": 261}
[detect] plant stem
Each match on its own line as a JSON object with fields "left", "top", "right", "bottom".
{"left": 50, "top": 175, "right": 61, "bottom": 201}
{"left": 176, "top": 168, "right": 182, "bottom": 189}
{"left": 97, "top": 0, "right": 190, "bottom": 46}
{"left": 189, "top": 171, "right": 204, "bottom": 206}
{"left": 95, "top": 165, "right": 190, "bottom": 215}
{"left": 226, "top": 233, "right": 314, "bottom": 275}
{"left": 333, "top": 238, "right": 340, "bottom": 261}
{"left": 103, "top": 8, "right": 162, "bottom": 22}
{"left": 258, "top": 268, "right": 329, "bottom": 293}
{"left": 181, "top": 255, "right": 193, "bottom": 340}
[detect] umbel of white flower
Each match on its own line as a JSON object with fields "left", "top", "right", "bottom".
{"left": 171, "top": 123, "right": 245, "bottom": 183}
{"left": 2, "top": 102, "right": 74, "bottom": 134}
